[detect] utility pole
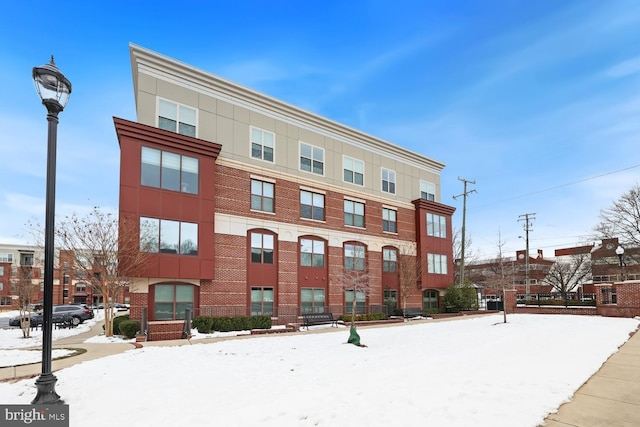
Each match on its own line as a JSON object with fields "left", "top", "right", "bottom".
{"left": 453, "top": 177, "right": 476, "bottom": 286}
{"left": 518, "top": 213, "right": 536, "bottom": 300}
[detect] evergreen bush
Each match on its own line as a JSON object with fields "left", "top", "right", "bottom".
{"left": 112, "top": 314, "right": 130, "bottom": 336}
{"left": 118, "top": 320, "right": 140, "bottom": 339}
{"left": 192, "top": 316, "right": 214, "bottom": 333}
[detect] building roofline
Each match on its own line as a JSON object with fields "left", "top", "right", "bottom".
{"left": 128, "top": 43, "right": 446, "bottom": 174}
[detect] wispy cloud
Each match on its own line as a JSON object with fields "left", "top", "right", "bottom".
{"left": 605, "top": 57, "right": 640, "bottom": 79}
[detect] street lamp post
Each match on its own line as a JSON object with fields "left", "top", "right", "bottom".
{"left": 31, "top": 56, "right": 71, "bottom": 405}
{"left": 615, "top": 245, "right": 625, "bottom": 281}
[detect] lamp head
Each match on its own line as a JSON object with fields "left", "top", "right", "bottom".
{"left": 33, "top": 56, "right": 72, "bottom": 111}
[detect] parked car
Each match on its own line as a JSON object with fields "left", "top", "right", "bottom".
{"left": 36, "top": 304, "right": 94, "bottom": 326}
{"left": 8, "top": 312, "right": 41, "bottom": 327}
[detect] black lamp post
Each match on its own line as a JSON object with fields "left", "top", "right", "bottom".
{"left": 615, "top": 245, "right": 625, "bottom": 281}
{"left": 31, "top": 56, "right": 71, "bottom": 405}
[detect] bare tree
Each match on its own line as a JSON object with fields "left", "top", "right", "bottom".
{"left": 452, "top": 226, "right": 475, "bottom": 284}
{"left": 55, "top": 207, "right": 150, "bottom": 336}
{"left": 493, "top": 231, "right": 510, "bottom": 323}
{"left": 11, "top": 265, "right": 40, "bottom": 338}
{"left": 544, "top": 252, "right": 592, "bottom": 305}
{"left": 397, "top": 243, "right": 422, "bottom": 318}
{"left": 594, "top": 183, "right": 640, "bottom": 264}
{"left": 333, "top": 244, "right": 371, "bottom": 346}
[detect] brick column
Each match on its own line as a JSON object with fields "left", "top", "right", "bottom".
{"left": 504, "top": 289, "right": 517, "bottom": 314}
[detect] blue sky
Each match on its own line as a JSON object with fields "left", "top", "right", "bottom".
{"left": 1, "top": 1, "right": 639, "bottom": 260}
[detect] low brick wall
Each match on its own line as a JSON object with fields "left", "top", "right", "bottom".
{"left": 513, "top": 306, "right": 597, "bottom": 316}
{"left": 148, "top": 321, "right": 185, "bottom": 341}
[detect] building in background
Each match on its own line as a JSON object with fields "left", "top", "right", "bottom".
{"left": 115, "top": 44, "right": 456, "bottom": 340}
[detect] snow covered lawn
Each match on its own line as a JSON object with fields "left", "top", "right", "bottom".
{"left": 0, "top": 313, "right": 638, "bottom": 427}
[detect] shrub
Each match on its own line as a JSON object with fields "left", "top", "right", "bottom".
{"left": 249, "top": 315, "right": 272, "bottom": 329}
{"left": 112, "top": 314, "right": 130, "bottom": 335}
{"left": 212, "top": 317, "right": 234, "bottom": 332}
{"left": 118, "top": 320, "right": 140, "bottom": 339}
{"left": 192, "top": 316, "right": 214, "bottom": 333}
{"left": 444, "top": 284, "right": 479, "bottom": 312}
{"left": 231, "top": 316, "right": 252, "bottom": 331}
{"left": 338, "top": 313, "right": 388, "bottom": 322}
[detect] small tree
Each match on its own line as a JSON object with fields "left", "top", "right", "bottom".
{"left": 544, "top": 252, "right": 592, "bottom": 305}
{"left": 397, "top": 243, "right": 422, "bottom": 318}
{"left": 334, "top": 243, "right": 371, "bottom": 347}
{"left": 55, "top": 207, "right": 151, "bottom": 336}
{"left": 443, "top": 283, "right": 479, "bottom": 312}
{"left": 11, "top": 266, "right": 39, "bottom": 338}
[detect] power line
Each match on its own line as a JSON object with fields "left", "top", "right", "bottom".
{"left": 475, "top": 163, "right": 640, "bottom": 210}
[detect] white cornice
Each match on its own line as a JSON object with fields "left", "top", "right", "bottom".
{"left": 129, "top": 43, "right": 445, "bottom": 175}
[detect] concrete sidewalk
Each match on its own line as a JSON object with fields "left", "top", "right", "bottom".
{"left": 0, "top": 320, "right": 134, "bottom": 382}
{"left": 541, "top": 329, "right": 640, "bottom": 427}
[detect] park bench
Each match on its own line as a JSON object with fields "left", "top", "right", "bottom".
{"left": 402, "top": 308, "right": 425, "bottom": 318}
{"left": 302, "top": 312, "right": 338, "bottom": 330}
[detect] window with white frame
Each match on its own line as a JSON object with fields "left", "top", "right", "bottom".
{"left": 158, "top": 99, "right": 196, "bottom": 137}
{"left": 0, "top": 253, "right": 13, "bottom": 263}
{"left": 427, "top": 253, "right": 448, "bottom": 274}
{"left": 141, "top": 147, "right": 199, "bottom": 194}
{"left": 382, "top": 208, "right": 397, "bottom": 233}
{"left": 300, "top": 238, "right": 325, "bottom": 268}
{"left": 344, "top": 243, "right": 365, "bottom": 271}
{"left": 427, "top": 213, "right": 447, "bottom": 238}
{"left": 300, "top": 142, "right": 324, "bottom": 175}
{"left": 382, "top": 168, "right": 396, "bottom": 194}
{"left": 251, "top": 179, "right": 275, "bottom": 213}
{"left": 139, "top": 217, "right": 198, "bottom": 255}
{"left": 343, "top": 156, "right": 364, "bottom": 185}
{"left": 250, "top": 232, "right": 274, "bottom": 264}
{"left": 344, "top": 200, "right": 365, "bottom": 228}
{"left": 420, "top": 180, "right": 436, "bottom": 201}
{"left": 0, "top": 266, "right": 3, "bottom": 276}
{"left": 300, "top": 190, "right": 325, "bottom": 221}
{"left": 251, "top": 127, "right": 274, "bottom": 162}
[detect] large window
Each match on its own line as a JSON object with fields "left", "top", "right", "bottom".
{"left": 140, "top": 217, "right": 198, "bottom": 255}
{"left": 0, "top": 266, "right": 3, "bottom": 276}
{"left": 158, "top": 99, "right": 196, "bottom": 137}
{"left": 423, "top": 290, "right": 439, "bottom": 309}
{"left": 251, "top": 287, "right": 274, "bottom": 316}
{"left": 301, "top": 288, "right": 325, "bottom": 314}
{"left": 382, "top": 208, "right": 397, "bottom": 233}
{"left": 382, "top": 168, "right": 396, "bottom": 194}
{"left": 427, "top": 213, "right": 447, "bottom": 238}
{"left": 300, "top": 190, "right": 325, "bottom": 221}
{"left": 420, "top": 180, "right": 436, "bottom": 201}
{"left": 384, "top": 289, "right": 398, "bottom": 313}
{"left": 383, "top": 248, "right": 397, "bottom": 273}
{"left": 345, "top": 290, "right": 366, "bottom": 314}
{"left": 300, "top": 238, "right": 325, "bottom": 268}
{"left": 427, "top": 254, "right": 448, "bottom": 275}
{"left": 251, "top": 179, "right": 275, "bottom": 213}
{"left": 344, "top": 243, "right": 365, "bottom": 271}
{"left": 344, "top": 200, "right": 365, "bottom": 228}
{"left": 300, "top": 142, "right": 324, "bottom": 175}
{"left": 251, "top": 127, "right": 274, "bottom": 162}
{"left": 141, "top": 147, "right": 199, "bottom": 194}
{"left": 0, "top": 253, "right": 13, "bottom": 262}
{"left": 154, "top": 284, "right": 194, "bottom": 320}
{"left": 343, "top": 156, "right": 364, "bottom": 185}
{"left": 0, "top": 296, "right": 11, "bottom": 306}
{"left": 251, "top": 232, "right": 274, "bottom": 264}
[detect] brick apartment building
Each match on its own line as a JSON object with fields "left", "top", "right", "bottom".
{"left": 115, "top": 44, "right": 457, "bottom": 340}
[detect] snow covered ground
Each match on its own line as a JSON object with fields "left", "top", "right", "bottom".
{"left": 0, "top": 312, "right": 638, "bottom": 427}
